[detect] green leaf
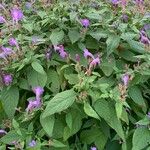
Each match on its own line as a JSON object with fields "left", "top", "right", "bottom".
{"left": 84, "top": 102, "right": 100, "bottom": 120}
{"left": 106, "top": 35, "right": 120, "bottom": 55}
{"left": 64, "top": 74, "right": 79, "bottom": 85}
{"left": 27, "top": 68, "right": 47, "bottom": 87}
{"left": 1, "top": 86, "right": 19, "bottom": 118}
{"left": 68, "top": 30, "right": 80, "bottom": 44}
{"left": 50, "top": 29, "right": 64, "bottom": 45}
{"left": 80, "top": 127, "right": 108, "bottom": 150}
{"left": 46, "top": 70, "right": 60, "bottom": 94}
{"left": 115, "top": 102, "right": 123, "bottom": 119}
{"left": 94, "top": 99, "right": 125, "bottom": 140}
{"left": 89, "top": 30, "right": 108, "bottom": 41}
{"left": 51, "top": 140, "right": 67, "bottom": 148}
{"left": 128, "top": 86, "right": 146, "bottom": 107}
{"left": 0, "top": 130, "right": 22, "bottom": 144}
{"left": 132, "top": 128, "right": 150, "bottom": 150}
{"left": 42, "top": 89, "right": 76, "bottom": 118}
{"left": 63, "top": 109, "right": 82, "bottom": 140}
{"left": 31, "top": 61, "right": 45, "bottom": 74}
{"left": 40, "top": 114, "right": 55, "bottom": 137}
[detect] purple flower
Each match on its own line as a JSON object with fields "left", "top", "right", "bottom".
{"left": 140, "top": 31, "right": 150, "bottom": 45}
{"left": 90, "top": 57, "right": 100, "bottom": 68}
{"left": 53, "top": 45, "right": 68, "bottom": 59}
{"left": 122, "top": 74, "right": 129, "bottom": 86}
{"left": 0, "top": 16, "right": 5, "bottom": 23}
{"left": 2, "top": 74, "right": 13, "bottom": 86}
{"left": 45, "top": 51, "right": 52, "bottom": 60}
{"left": 81, "top": 19, "right": 90, "bottom": 28}
{"left": 0, "top": 46, "right": 14, "bottom": 59}
{"left": 25, "top": 2, "right": 32, "bottom": 9}
{"left": 9, "top": 38, "right": 18, "bottom": 47}
{"left": 122, "top": 14, "right": 128, "bottom": 22}
{"left": 91, "top": 147, "right": 97, "bottom": 150}
{"left": 59, "top": 50, "right": 68, "bottom": 58}
{"left": 53, "top": 45, "right": 64, "bottom": 52}
{"left": 32, "top": 86, "right": 44, "bottom": 100}
{"left": 75, "top": 54, "right": 80, "bottom": 62}
{"left": 26, "top": 99, "right": 41, "bottom": 112}
{"left": 147, "top": 112, "right": 150, "bottom": 118}
{"left": 11, "top": 8, "right": 23, "bottom": 22}
{"left": 0, "top": 129, "right": 7, "bottom": 135}
{"left": 143, "top": 24, "right": 150, "bottom": 31}
{"left": 83, "top": 49, "right": 94, "bottom": 59}
{"left": 111, "top": 0, "right": 119, "bottom": 5}
{"left": 29, "top": 140, "right": 36, "bottom": 147}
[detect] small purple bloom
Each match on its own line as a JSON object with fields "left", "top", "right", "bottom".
{"left": 122, "top": 74, "right": 129, "bottom": 86}
{"left": 59, "top": 50, "right": 68, "bottom": 58}
{"left": 26, "top": 99, "right": 41, "bottom": 112}
{"left": 25, "top": 2, "right": 32, "bottom": 9}
{"left": 143, "top": 24, "right": 150, "bottom": 31}
{"left": 122, "top": 14, "right": 128, "bottom": 22}
{"left": 81, "top": 19, "right": 90, "bottom": 28}
{"left": 1, "top": 46, "right": 13, "bottom": 55}
{"left": 53, "top": 45, "right": 64, "bottom": 52}
{"left": 0, "top": 16, "right": 5, "bottom": 23}
{"left": 90, "top": 57, "right": 100, "bottom": 68}
{"left": 75, "top": 54, "right": 80, "bottom": 62}
{"left": 147, "top": 112, "right": 150, "bottom": 118}
{"left": 91, "top": 147, "right": 97, "bottom": 150}
{"left": 11, "top": 8, "right": 23, "bottom": 23}
{"left": 140, "top": 31, "right": 150, "bottom": 45}
{"left": 32, "top": 86, "right": 44, "bottom": 100}
{"left": 83, "top": 49, "right": 94, "bottom": 59}
{"left": 3, "top": 74, "right": 13, "bottom": 86}
{"left": 0, "top": 129, "right": 7, "bottom": 135}
{"left": 29, "top": 140, "right": 36, "bottom": 147}
{"left": 111, "top": 0, "right": 119, "bottom": 5}
{"left": 45, "top": 51, "right": 52, "bottom": 60}
{"left": 9, "top": 38, "right": 18, "bottom": 47}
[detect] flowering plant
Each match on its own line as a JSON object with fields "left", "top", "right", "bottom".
{"left": 0, "top": 0, "right": 150, "bottom": 149}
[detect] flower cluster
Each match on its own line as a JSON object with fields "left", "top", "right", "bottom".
{"left": 26, "top": 86, "right": 44, "bottom": 112}
{"left": 53, "top": 45, "right": 68, "bottom": 59}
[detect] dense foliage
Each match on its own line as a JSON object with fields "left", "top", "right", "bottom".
{"left": 0, "top": 0, "right": 150, "bottom": 149}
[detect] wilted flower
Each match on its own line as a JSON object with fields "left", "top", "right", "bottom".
{"left": 122, "top": 74, "right": 129, "bottom": 86}
{"left": 2, "top": 74, "right": 13, "bottom": 86}
{"left": 81, "top": 19, "right": 90, "bottom": 28}
{"left": 89, "top": 56, "right": 100, "bottom": 68}
{"left": 29, "top": 140, "right": 36, "bottom": 147}
{"left": 83, "top": 49, "right": 94, "bottom": 59}
{"left": 9, "top": 38, "right": 18, "bottom": 47}
{"left": 91, "top": 147, "right": 97, "bottom": 150}
{"left": 0, "top": 16, "right": 5, "bottom": 23}
{"left": 75, "top": 54, "right": 80, "bottom": 62}
{"left": 32, "top": 86, "right": 44, "bottom": 100}
{"left": 11, "top": 8, "right": 23, "bottom": 23}
{"left": 0, "top": 46, "right": 14, "bottom": 59}
{"left": 0, "top": 129, "right": 7, "bottom": 135}
{"left": 26, "top": 99, "right": 41, "bottom": 112}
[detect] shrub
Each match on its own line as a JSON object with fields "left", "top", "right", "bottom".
{"left": 0, "top": 0, "right": 150, "bottom": 149}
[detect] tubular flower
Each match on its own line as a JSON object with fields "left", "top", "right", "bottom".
{"left": 11, "top": 8, "right": 23, "bottom": 23}
{"left": 29, "top": 140, "right": 36, "bottom": 147}
{"left": 32, "top": 86, "right": 44, "bottom": 100}
{"left": 26, "top": 99, "right": 41, "bottom": 112}
{"left": 122, "top": 74, "right": 129, "bottom": 86}
{"left": 2, "top": 74, "right": 13, "bottom": 86}
{"left": 91, "top": 147, "right": 97, "bottom": 150}
{"left": 83, "top": 49, "right": 94, "bottom": 59}
{"left": 81, "top": 19, "right": 90, "bottom": 28}
{"left": 89, "top": 56, "right": 100, "bottom": 68}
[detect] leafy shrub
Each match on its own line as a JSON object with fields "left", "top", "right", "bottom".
{"left": 0, "top": 0, "right": 150, "bottom": 149}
